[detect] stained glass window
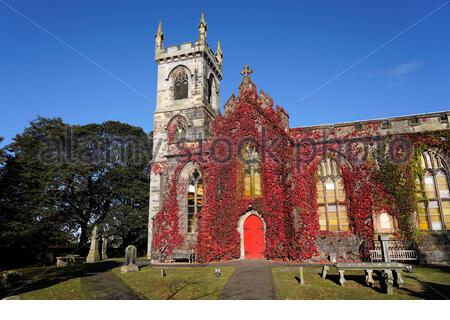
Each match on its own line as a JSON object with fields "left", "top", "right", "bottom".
{"left": 187, "top": 169, "right": 203, "bottom": 234}
{"left": 418, "top": 150, "right": 450, "bottom": 230}
{"left": 316, "top": 157, "right": 349, "bottom": 231}
{"left": 242, "top": 145, "right": 262, "bottom": 198}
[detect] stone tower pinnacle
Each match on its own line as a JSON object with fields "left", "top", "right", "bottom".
{"left": 198, "top": 11, "right": 207, "bottom": 44}
{"left": 216, "top": 39, "right": 223, "bottom": 66}
{"left": 155, "top": 19, "right": 164, "bottom": 50}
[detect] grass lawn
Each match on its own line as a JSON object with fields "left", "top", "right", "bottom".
{"left": 1, "top": 260, "right": 123, "bottom": 300}
{"left": 272, "top": 266, "right": 450, "bottom": 300}
{"left": 114, "top": 266, "right": 235, "bottom": 300}
{"left": 19, "top": 277, "right": 88, "bottom": 300}
{"left": 1, "top": 265, "right": 86, "bottom": 299}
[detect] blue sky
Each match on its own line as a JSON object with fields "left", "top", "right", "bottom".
{"left": 1, "top": 0, "right": 449, "bottom": 145}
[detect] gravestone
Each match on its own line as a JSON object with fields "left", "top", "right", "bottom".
{"left": 101, "top": 237, "right": 108, "bottom": 260}
{"left": 121, "top": 245, "right": 139, "bottom": 273}
{"left": 86, "top": 226, "right": 101, "bottom": 263}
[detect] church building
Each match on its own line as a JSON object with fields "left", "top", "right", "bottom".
{"left": 147, "top": 13, "right": 450, "bottom": 265}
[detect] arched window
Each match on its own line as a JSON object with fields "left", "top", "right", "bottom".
{"left": 207, "top": 75, "right": 214, "bottom": 104}
{"left": 168, "top": 116, "right": 187, "bottom": 144}
{"left": 241, "top": 145, "right": 262, "bottom": 198}
{"left": 374, "top": 212, "right": 396, "bottom": 234}
{"left": 187, "top": 169, "right": 203, "bottom": 234}
{"left": 174, "top": 121, "right": 186, "bottom": 142}
{"left": 174, "top": 72, "right": 188, "bottom": 100}
{"left": 316, "top": 157, "right": 349, "bottom": 231}
{"left": 417, "top": 150, "right": 450, "bottom": 231}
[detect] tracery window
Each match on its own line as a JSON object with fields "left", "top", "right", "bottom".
{"left": 316, "top": 157, "right": 349, "bottom": 231}
{"left": 417, "top": 150, "right": 450, "bottom": 231}
{"left": 187, "top": 169, "right": 203, "bottom": 234}
{"left": 241, "top": 145, "right": 262, "bottom": 198}
{"left": 174, "top": 72, "right": 188, "bottom": 100}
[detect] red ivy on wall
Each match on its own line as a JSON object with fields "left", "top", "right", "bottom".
{"left": 150, "top": 75, "right": 450, "bottom": 262}
{"left": 151, "top": 164, "right": 183, "bottom": 258}
{"left": 196, "top": 77, "right": 294, "bottom": 262}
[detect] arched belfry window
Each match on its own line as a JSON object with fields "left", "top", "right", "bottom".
{"left": 241, "top": 145, "right": 262, "bottom": 198}
{"left": 174, "top": 72, "right": 188, "bottom": 100}
{"left": 207, "top": 75, "right": 214, "bottom": 104}
{"left": 187, "top": 169, "right": 203, "bottom": 234}
{"left": 417, "top": 150, "right": 450, "bottom": 231}
{"left": 168, "top": 116, "right": 187, "bottom": 144}
{"left": 174, "top": 121, "right": 186, "bottom": 142}
{"left": 316, "top": 157, "right": 349, "bottom": 231}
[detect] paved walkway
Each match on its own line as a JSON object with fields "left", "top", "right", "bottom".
{"left": 220, "top": 260, "right": 276, "bottom": 300}
{"left": 80, "top": 261, "right": 143, "bottom": 300}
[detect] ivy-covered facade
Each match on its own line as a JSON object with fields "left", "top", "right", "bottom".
{"left": 148, "top": 14, "right": 450, "bottom": 265}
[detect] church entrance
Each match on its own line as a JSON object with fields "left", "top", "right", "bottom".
{"left": 243, "top": 214, "right": 265, "bottom": 259}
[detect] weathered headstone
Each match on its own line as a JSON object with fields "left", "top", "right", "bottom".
{"left": 101, "top": 237, "right": 108, "bottom": 260}
{"left": 86, "top": 226, "right": 101, "bottom": 263}
{"left": 121, "top": 245, "right": 139, "bottom": 273}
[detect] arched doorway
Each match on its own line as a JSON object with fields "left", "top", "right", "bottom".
{"left": 243, "top": 214, "right": 265, "bottom": 259}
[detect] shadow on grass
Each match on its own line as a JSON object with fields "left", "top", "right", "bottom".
{"left": 163, "top": 278, "right": 221, "bottom": 300}
{"left": 0, "top": 260, "right": 123, "bottom": 299}
{"left": 315, "top": 271, "right": 387, "bottom": 294}
{"left": 398, "top": 276, "right": 450, "bottom": 300}
{"left": 313, "top": 269, "right": 450, "bottom": 299}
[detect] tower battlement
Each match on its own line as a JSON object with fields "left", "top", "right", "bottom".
{"left": 156, "top": 41, "right": 222, "bottom": 80}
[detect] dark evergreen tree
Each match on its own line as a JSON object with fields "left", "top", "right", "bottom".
{"left": 0, "top": 117, "right": 152, "bottom": 265}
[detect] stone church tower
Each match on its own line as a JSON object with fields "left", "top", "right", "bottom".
{"left": 147, "top": 12, "right": 223, "bottom": 258}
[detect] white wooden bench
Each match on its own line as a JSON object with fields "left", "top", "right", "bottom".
{"left": 369, "top": 249, "right": 418, "bottom": 262}
{"left": 170, "top": 250, "right": 195, "bottom": 263}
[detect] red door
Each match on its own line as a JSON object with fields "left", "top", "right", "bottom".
{"left": 244, "top": 215, "right": 264, "bottom": 259}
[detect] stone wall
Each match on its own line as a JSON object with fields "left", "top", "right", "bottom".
{"left": 417, "top": 231, "right": 450, "bottom": 266}
{"left": 315, "top": 235, "right": 364, "bottom": 262}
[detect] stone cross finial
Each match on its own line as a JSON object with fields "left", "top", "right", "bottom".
{"left": 240, "top": 65, "right": 253, "bottom": 77}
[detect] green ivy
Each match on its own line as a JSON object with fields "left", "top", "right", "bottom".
{"left": 375, "top": 139, "right": 418, "bottom": 240}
